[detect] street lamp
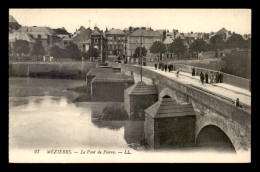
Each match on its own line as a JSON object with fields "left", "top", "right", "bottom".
{"left": 140, "top": 33, "right": 143, "bottom": 82}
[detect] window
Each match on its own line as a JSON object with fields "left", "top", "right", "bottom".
{"left": 38, "top": 35, "right": 41, "bottom": 39}
{"left": 64, "top": 41, "right": 67, "bottom": 45}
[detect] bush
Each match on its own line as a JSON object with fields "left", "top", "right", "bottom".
{"left": 101, "top": 104, "right": 128, "bottom": 120}
{"left": 221, "top": 50, "right": 251, "bottom": 79}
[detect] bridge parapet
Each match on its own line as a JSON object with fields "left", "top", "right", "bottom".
{"left": 121, "top": 64, "right": 251, "bottom": 133}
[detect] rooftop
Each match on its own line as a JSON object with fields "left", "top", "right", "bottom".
{"left": 163, "top": 36, "right": 174, "bottom": 44}
{"left": 9, "top": 31, "right": 36, "bottom": 43}
{"left": 86, "top": 68, "right": 113, "bottom": 76}
{"left": 73, "top": 28, "right": 92, "bottom": 43}
{"left": 145, "top": 97, "right": 195, "bottom": 118}
{"left": 92, "top": 73, "right": 134, "bottom": 83}
{"left": 19, "top": 26, "right": 54, "bottom": 35}
{"left": 124, "top": 82, "right": 157, "bottom": 95}
{"left": 106, "top": 29, "right": 125, "bottom": 35}
{"left": 9, "top": 15, "right": 17, "bottom": 23}
{"left": 130, "top": 29, "right": 161, "bottom": 37}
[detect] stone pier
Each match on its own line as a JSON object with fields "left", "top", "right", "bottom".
{"left": 124, "top": 82, "right": 158, "bottom": 120}
{"left": 144, "top": 95, "right": 196, "bottom": 149}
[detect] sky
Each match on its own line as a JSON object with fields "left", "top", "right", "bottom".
{"left": 9, "top": 9, "right": 251, "bottom": 35}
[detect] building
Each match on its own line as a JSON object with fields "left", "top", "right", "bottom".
{"left": 19, "top": 26, "right": 55, "bottom": 53}
{"left": 105, "top": 28, "right": 126, "bottom": 58}
{"left": 9, "top": 31, "right": 36, "bottom": 57}
{"left": 163, "top": 36, "right": 174, "bottom": 59}
{"left": 90, "top": 27, "right": 107, "bottom": 62}
{"left": 183, "top": 32, "right": 200, "bottom": 45}
{"left": 9, "top": 15, "right": 21, "bottom": 31}
{"left": 209, "top": 27, "right": 232, "bottom": 42}
{"left": 126, "top": 28, "right": 162, "bottom": 62}
{"left": 72, "top": 27, "right": 92, "bottom": 52}
{"left": 53, "top": 27, "right": 71, "bottom": 39}
{"left": 58, "top": 37, "right": 74, "bottom": 49}
{"left": 71, "top": 26, "right": 86, "bottom": 38}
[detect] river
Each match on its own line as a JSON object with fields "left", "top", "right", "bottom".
{"left": 9, "top": 77, "right": 144, "bottom": 152}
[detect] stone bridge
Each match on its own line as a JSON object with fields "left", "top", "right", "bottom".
{"left": 121, "top": 64, "right": 251, "bottom": 153}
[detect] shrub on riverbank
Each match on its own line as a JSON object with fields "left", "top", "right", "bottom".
{"left": 100, "top": 104, "right": 128, "bottom": 120}
{"left": 29, "top": 70, "right": 85, "bottom": 80}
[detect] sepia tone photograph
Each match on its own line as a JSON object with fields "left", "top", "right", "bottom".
{"left": 8, "top": 8, "right": 251, "bottom": 163}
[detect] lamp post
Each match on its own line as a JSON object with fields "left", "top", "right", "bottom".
{"left": 140, "top": 34, "right": 143, "bottom": 82}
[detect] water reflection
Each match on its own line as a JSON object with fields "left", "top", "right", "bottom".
{"left": 91, "top": 120, "right": 125, "bottom": 131}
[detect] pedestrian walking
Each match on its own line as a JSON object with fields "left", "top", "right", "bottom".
{"left": 215, "top": 72, "right": 219, "bottom": 83}
{"left": 176, "top": 68, "right": 179, "bottom": 78}
{"left": 164, "top": 64, "right": 167, "bottom": 72}
{"left": 192, "top": 68, "right": 195, "bottom": 76}
{"left": 205, "top": 72, "right": 208, "bottom": 83}
{"left": 210, "top": 72, "right": 214, "bottom": 83}
{"left": 235, "top": 98, "right": 240, "bottom": 107}
{"left": 200, "top": 71, "right": 204, "bottom": 84}
{"left": 155, "top": 63, "right": 157, "bottom": 70}
{"left": 168, "top": 64, "right": 171, "bottom": 72}
{"left": 218, "top": 71, "right": 222, "bottom": 83}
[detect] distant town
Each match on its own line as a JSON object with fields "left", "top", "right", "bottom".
{"left": 9, "top": 15, "right": 251, "bottom": 63}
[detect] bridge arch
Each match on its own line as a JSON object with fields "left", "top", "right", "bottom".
{"left": 159, "top": 88, "right": 179, "bottom": 102}
{"left": 196, "top": 125, "right": 236, "bottom": 153}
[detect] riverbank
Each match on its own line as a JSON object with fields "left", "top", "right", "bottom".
{"left": 9, "top": 61, "right": 99, "bottom": 79}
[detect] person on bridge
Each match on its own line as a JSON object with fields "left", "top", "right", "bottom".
{"left": 192, "top": 68, "right": 195, "bottom": 76}
{"left": 218, "top": 71, "right": 222, "bottom": 83}
{"left": 205, "top": 72, "right": 209, "bottom": 83}
{"left": 235, "top": 98, "right": 240, "bottom": 107}
{"left": 155, "top": 63, "right": 157, "bottom": 70}
{"left": 161, "top": 63, "right": 164, "bottom": 71}
{"left": 215, "top": 72, "right": 219, "bottom": 83}
{"left": 176, "top": 69, "right": 179, "bottom": 78}
{"left": 168, "top": 64, "right": 171, "bottom": 72}
{"left": 164, "top": 64, "right": 167, "bottom": 72}
{"left": 200, "top": 72, "right": 204, "bottom": 84}
{"left": 170, "top": 64, "right": 173, "bottom": 72}
{"left": 210, "top": 72, "right": 214, "bottom": 83}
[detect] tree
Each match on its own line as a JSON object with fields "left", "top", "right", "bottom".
{"left": 81, "top": 51, "right": 89, "bottom": 59}
{"left": 13, "top": 40, "right": 30, "bottom": 60}
{"left": 50, "top": 45, "right": 63, "bottom": 61}
{"left": 31, "top": 42, "right": 45, "bottom": 61}
{"left": 189, "top": 38, "right": 208, "bottom": 58}
{"left": 221, "top": 50, "right": 251, "bottom": 79}
{"left": 65, "top": 43, "right": 81, "bottom": 60}
{"left": 226, "top": 33, "right": 246, "bottom": 49}
{"left": 87, "top": 46, "right": 100, "bottom": 59}
{"left": 150, "top": 41, "right": 166, "bottom": 61}
{"left": 133, "top": 46, "right": 147, "bottom": 64}
{"left": 209, "top": 34, "right": 225, "bottom": 57}
{"left": 168, "top": 38, "right": 186, "bottom": 59}
{"left": 244, "top": 38, "right": 251, "bottom": 50}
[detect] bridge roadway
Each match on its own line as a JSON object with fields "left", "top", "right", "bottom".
{"left": 133, "top": 65, "right": 251, "bottom": 108}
